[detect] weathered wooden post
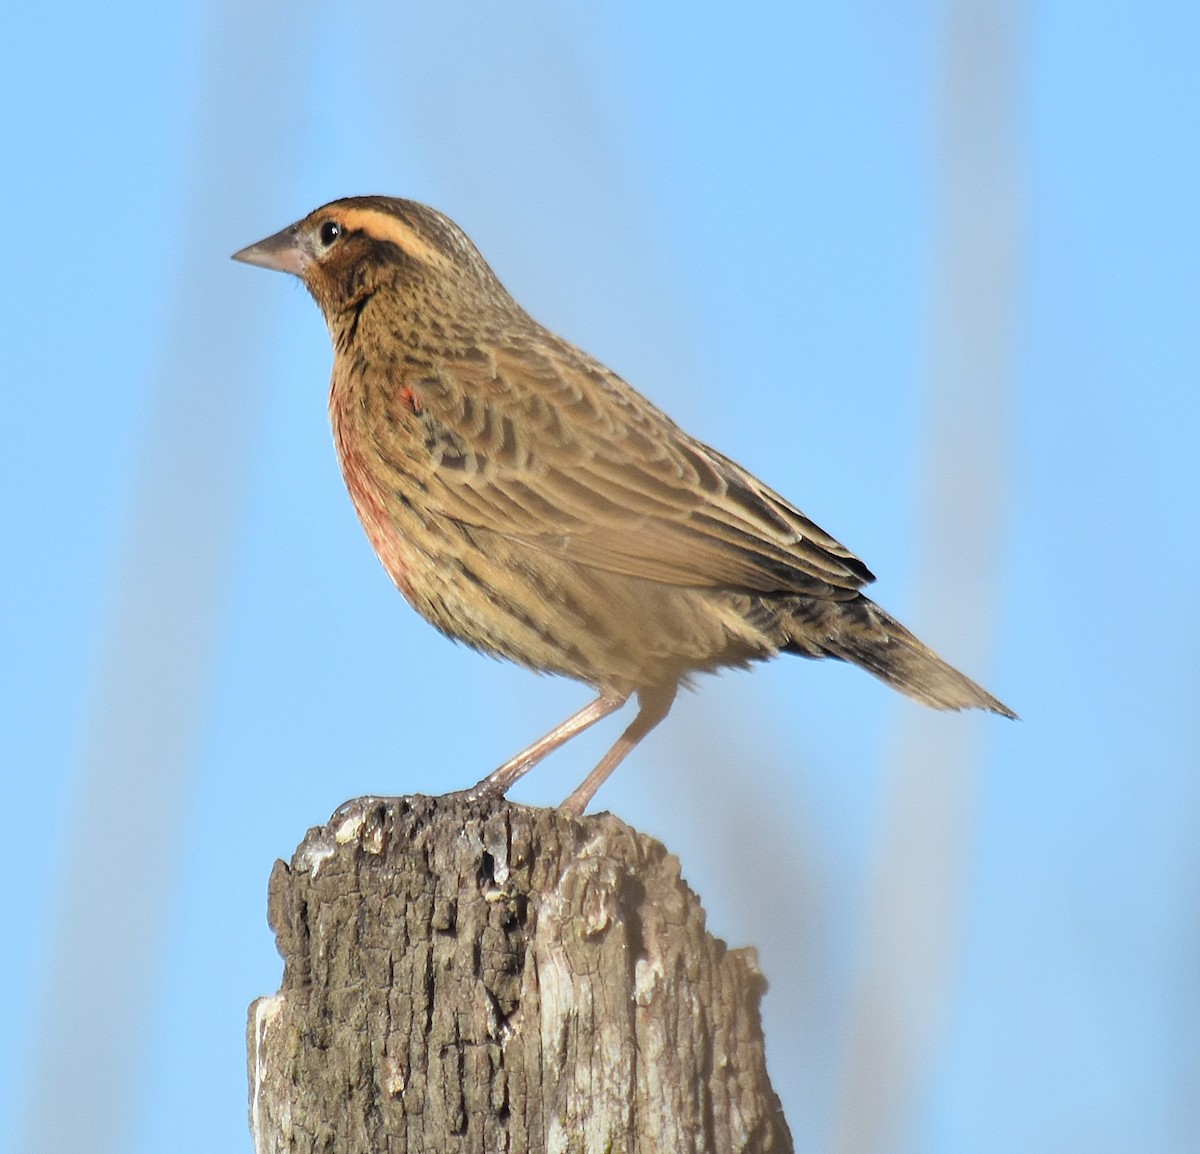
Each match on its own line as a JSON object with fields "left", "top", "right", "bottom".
{"left": 249, "top": 794, "right": 792, "bottom": 1153}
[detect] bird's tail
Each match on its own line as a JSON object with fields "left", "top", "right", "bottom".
{"left": 782, "top": 595, "right": 1016, "bottom": 718}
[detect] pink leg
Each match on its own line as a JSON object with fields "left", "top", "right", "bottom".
{"left": 464, "top": 689, "right": 630, "bottom": 800}
{"left": 560, "top": 684, "right": 677, "bottom": 816}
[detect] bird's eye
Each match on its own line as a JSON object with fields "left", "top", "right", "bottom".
{"left": 318, "top": 220, "right": 342, "bottom": 247}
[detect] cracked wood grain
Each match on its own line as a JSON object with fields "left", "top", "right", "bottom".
{"left": 249, "top": 794, "right": 792, "bottom": 1154}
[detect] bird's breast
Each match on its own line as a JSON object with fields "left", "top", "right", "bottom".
{"left": 327, "top": 370, "right": 425, "bottom": 599}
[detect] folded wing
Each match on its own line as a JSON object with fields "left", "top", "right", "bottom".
{"left": 406, "top": 337, "right": 875, "bottom": 600}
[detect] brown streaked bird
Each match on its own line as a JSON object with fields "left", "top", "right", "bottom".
{"left": 233, "top": 197, "right": 1014, "bottom": 814}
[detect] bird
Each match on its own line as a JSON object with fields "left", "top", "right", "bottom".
{"left": 233, "top": 196, "right": 1014, "bottom": 814}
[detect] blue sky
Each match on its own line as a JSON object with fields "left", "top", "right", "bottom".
{"left": 3, "top": 3, "right": 1197, "bottom": 1153}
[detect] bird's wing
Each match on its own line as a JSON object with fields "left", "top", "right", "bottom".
{"left": 407, "top": 340, "right": 874, "bottom": 598}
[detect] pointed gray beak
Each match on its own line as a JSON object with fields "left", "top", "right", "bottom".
{"left": 232, "top": 223, "right": 310, "bottom": 276}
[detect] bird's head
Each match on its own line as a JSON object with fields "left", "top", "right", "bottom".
{"left": 233, "top": 196, "right": 514, "bottom": 341}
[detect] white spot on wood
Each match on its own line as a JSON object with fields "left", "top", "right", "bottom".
{"left": 250, "top": 994, "right": 285, "bottom": 1154}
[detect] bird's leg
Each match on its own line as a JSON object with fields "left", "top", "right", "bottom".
{"left": 463, "top": 688, "right": 630, "bottom": 801}
{"left": 559, "top": 683, "right": 678, "bottom": 817}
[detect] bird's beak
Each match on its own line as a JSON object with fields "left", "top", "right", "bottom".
{"left": 232, "top": 223, "right": 310, "bottom": 277}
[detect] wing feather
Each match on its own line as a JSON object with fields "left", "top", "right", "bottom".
{"left": 405, "top": 336, "right": 874, "bottom": 598}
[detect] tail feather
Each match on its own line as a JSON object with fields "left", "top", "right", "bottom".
{"left": 782, "top": 595, "right": 1016, "bottom": 718}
